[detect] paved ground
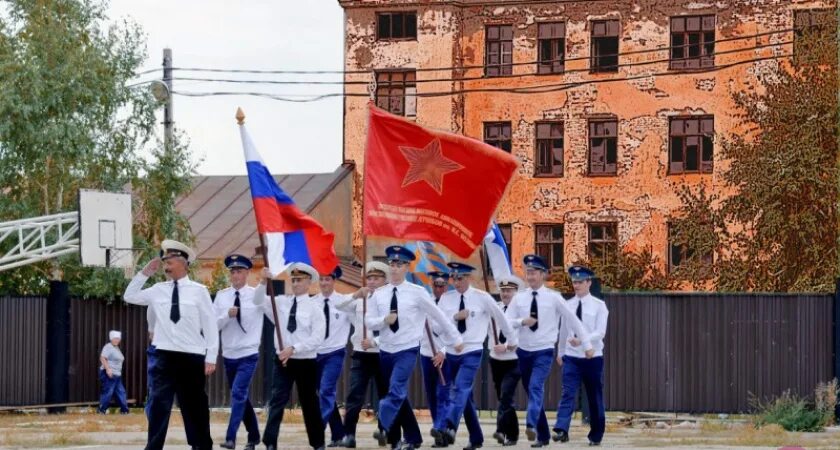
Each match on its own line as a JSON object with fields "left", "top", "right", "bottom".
{"left": 0, "top": 408, "right": 837, "bottom": 449}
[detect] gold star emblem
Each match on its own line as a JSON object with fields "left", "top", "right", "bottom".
{"left": 399, "top": 138, "right": 464, "bottom": 195}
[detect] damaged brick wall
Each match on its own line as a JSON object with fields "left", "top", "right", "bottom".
{"left": 339, "top": 0, "right": 834, "bottom": 286}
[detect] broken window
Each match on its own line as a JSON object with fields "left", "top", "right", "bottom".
{"left": 591, "top": 20, "right": 620, "bottom": 73}
{"left": 535, "top": 122, "right": 563, "bottom": 177}
{"left": 669, "top": 116, "right": 714, "bottom": 174}
{"left": 486, "top": 25, "right": 514, "bottom": 76}
{"left": 588, "top": 222, "right": 618, "bottom": 266}
{"left": 670, "top": 15, "right": 715, "bottom": 70}
{"left": 538, "top": 22, "right": 566, "bottom": 74}
{"left": 588, "top": 119, "right": 618, "bottom": 176}
{"left": 375, "top": 70, "right": 417, "bottom": 117}
{"left": 484, "top": 122, "right": 512, "bottom": 152}
{"left": 535, "top": 224, "right": 564, "bottom": 269}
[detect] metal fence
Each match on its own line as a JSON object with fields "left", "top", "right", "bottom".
{"left": 0, "top": 291, "right": 834, "bottom": 413}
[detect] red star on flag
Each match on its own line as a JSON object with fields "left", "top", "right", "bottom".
{"left": 399, "top": 138, "right": 464, "bottom": 195}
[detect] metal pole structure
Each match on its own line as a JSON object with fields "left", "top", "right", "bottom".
{"left": 162, "top": 48, "right": 173, "bottom": 150}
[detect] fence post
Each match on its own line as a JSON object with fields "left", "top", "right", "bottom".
{"left": 834, "top": 278, "right": 840, "bottom": 423}
{"left": 45, "top": 280, "right": 70, "bottom": 413}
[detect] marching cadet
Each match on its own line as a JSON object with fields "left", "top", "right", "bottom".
{"left": 365, "top": 246, "right": 463, "bottom": 450}
{"left": 419, "top": 271, "right": 451, "bottom": 447}
{"left": 313, "top": 266, "right": 353, "bottom": 447}
{"left": 553, "top": 266, "right": 609, "bottom": 447}
{"left": 214, "top": 254, "right": 263, "bottom": 450}
{"left": 335, "top": 261, "right": 391, "bottom": 448}
{"left": 260, "top": 263, "right": 326, "bottom": 450}
{"left": 124, "top": 240, "right": 218, "bottom": 450}
{"left": 488, "top": 275, "right": 524, "bottom": 446}
{"left": 505, "top": 254, "right": 593, "bottom": 448}
{"left": 437, "top": 262, "right": 516, "bottom": 450}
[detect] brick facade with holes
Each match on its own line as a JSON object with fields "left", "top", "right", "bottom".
{"left": 337, "top": 0, "right": 834, "bottom": 282}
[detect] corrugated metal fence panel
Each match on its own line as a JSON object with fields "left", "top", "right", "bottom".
{"left": 0, "top": 296, "right": 46, "bottom": 406}
{"left": 0, "top": 293, "right": 835, "bottom": 413}
{"left": 68, "top": 299, "right": 150, "bottom": 405}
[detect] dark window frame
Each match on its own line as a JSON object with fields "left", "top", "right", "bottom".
{"left": 588, "top": 119, "right": 618, "bottom": 176}
{"left": 375, "top": 70, "right": 417, "bottom": 118}
{"left": 667, "top": 223, "right": 713, "bottom": 273}
{"left": 535, "top": 223, "right": 564, "bottom": 270}
{"left": 669, "top": 15, "right": 716, "bottom": 70}
{"left": 485, "top": 24, "right": 514, "bottom": 77}
{"left": 537, "top": 22, "right": 566, "bottom": 74}
{"left": 668, "top": 116, "right": 714, "bottom": 174}
{"left": 484, "top": 121, "right": 512, "bottom": 152}
{"left": 587, "top": 222, "right": 618, "bottom": 266}
{"left": 590, "top": 20, "right": 620, "bottom": 73}
{"left": 534, "top": 121, "right": 564, "bottom": 177}
{"left": 376, "top": 11, "right": 418, "bottom": 41}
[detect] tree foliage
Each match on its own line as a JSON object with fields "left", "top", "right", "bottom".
{"left": 670, "top": 21, "right": 839, "bottom": 292}
{"left": 0, "top": 0, "right": 196, "bottom": 296}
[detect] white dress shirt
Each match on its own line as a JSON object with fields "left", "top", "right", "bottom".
{"left": 124, "top": 273, "right": 219, "bottom": 364}
{"left": 260, "top": 294, "right": 325, "bottom": 360}
{"left": 489, "top": 301, "right": 518, "bottom": 361}
{"left": 505, "top": 284, "right": 592, "bottom": 353}
{"left": 366, "top": 280, "right": 463, "bottom": 354}
{"left": 214, "top": 284, "right": 266, "bottom": 359}
{"left": 419, "top": 296, "right": 446, "bottom": 358}
{"left": 438, "top": 286, "right": 516, "bottom": 355}
{"left": 335, "top": 295, "right": 379, "bottom": 354}
{"left": 313, "top": 291, "right": 354, "bottom": 354}
{"left": 557, "top": 294, "right": 609, "bottom": 358}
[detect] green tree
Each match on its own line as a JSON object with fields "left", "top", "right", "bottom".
{"left": 0, "top": 0, "right": 196, "bottom": 296}
{"left": 669, "top": 19, "right": 839, "bottom": 292}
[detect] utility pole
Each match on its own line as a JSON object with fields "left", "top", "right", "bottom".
{"left": 163, "top": 48, "right": 173, "bottom": 150}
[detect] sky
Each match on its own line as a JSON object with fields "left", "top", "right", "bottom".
{"left": 108, "top": 0, "right": 345, "bottom": 176}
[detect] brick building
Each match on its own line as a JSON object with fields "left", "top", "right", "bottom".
{"left": 338, "top": 0, "right": 833, "bottom": 281}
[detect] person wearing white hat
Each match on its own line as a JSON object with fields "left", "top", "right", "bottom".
{"left": 98, "top": 330, "right": 128, "bottom": 414}
{"left": 488, "top": 274, "right": 525, "bottom": 446}
{"left": 335, "top": 261, "right": 390, "bottom": 448}
{"left": 259, "top": 262, "right": 326, "bottom": 450}
{"left": 124, "top": 239, "right": 218, "bottom": 450}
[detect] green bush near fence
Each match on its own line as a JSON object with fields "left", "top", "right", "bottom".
{"left": 750, "top": 381, "right": 837, "bottom": 432}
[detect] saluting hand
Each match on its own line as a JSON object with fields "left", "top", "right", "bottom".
{"left": 205, "top": 363, "right": 216, "bottom": 376}
{"left": 142, "top": 258, "right": 161, "bottom": 277}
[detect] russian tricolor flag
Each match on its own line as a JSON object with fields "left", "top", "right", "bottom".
{"left": 240, "top": 122, "right": 339, "bottom": 277}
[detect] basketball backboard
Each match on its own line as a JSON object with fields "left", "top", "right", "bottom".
{"left": 79, "top": 189, "right": 133, "bottom": 269}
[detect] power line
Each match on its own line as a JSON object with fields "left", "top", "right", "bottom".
{"left": 161, "top": 38, "right": 792, "bottom": 88}
{"left": 170, "top": 51, "right": 792, "bottom": 102}
{"left": 148, "top": 26, "right": 794, "bottom": 77}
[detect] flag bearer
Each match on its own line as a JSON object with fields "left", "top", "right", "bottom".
{"left": 488, "top": 275, "right": 524, "bottom": 447}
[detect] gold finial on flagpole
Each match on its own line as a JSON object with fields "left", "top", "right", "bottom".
{"left": 236, "top": 107, "right": 246, "bottom": 125}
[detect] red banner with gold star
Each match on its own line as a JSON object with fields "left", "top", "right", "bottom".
{"left": 363, "top": 103, "right": 518, "bottom": 257}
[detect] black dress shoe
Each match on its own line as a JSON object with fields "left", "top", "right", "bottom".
{"left": 265, "top": 446, "right": 276, "bottom": 450}
{"left": 327, "top": 440, "right": 343, "bottom": 448}
{"left": 219, "top": 441, "right": 235, "bottom": 449}
{"left": 552, "top": 429, "right": 569, "bottom": 443}
{"left": 588, "top": 440, "right": 601, "bottom": 446}
{"left": 531, "top": 441, "right": 549, "bottom": 448}
{"left": 373, "top": 429, "right": 388, "bottom": 447}
{"left": 444, "top": 428, "right": 456, "bottom": 445}
{"left": 243, "top": 443, "right": 256, "bottom": 450}
{"left": 502, "top": 438, "right": 517, "bottom": 446}
{"left": 341, "top": 435, "right": 357, "bottom": 448}
{"left": 462, "top": 443, "right": 482, "bottom": 450}
{"left": 493, "top": 432, "right": 505, "bottom": 444}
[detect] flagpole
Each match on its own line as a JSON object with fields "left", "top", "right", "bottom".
{"left": 479, "top": 245, "right": 500, "bottom": 346}
{"left": 238, "top": 108, "right": 285, "bottom": 352}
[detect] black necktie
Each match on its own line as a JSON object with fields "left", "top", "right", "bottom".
{"left": 499, "top": 305, "right": 508, "bottom": 344}
{"left": 324, "top": 298, "right": 331, "bottom": 339}
{"left": 389, "top": 287, "right": 399, "bottom": 332}
{"left": 287, "top": 297, "right": 298, "bottom": 333}
{"left": 576, "top": 299, "right": 583, "bottom": 320}
{"left": 457, "top": 294, "right": 467, "bottom": 333}
{"left": 529, "top": 291, "right": 538, "bottom": 331}
{"left": 170, "top": 280, "right": 180, "bottom": 323}
{"left": 234, "top": 291, "right": 245, "bottom": 333}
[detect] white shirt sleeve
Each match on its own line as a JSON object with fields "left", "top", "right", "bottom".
{"left": 505, "top": 296, "right": 524, "bottom": 328}
{"left": 198, "top": 287, "right": 220, "bottom": 364}
{"left": 215, "top": 292, "right": 232, "bottom": 330}
{"left": 556, "top": 313, "right": 569, "bottom": 356}
{"left": 421, "top": 293, "right": 463, "bottom": 348}
{"left": 591, "top": 302, "right": 609, "bottom": 343}
{"left": 365, "top": 289, "right": 388, "bottom": 331}
{"left": 146, "top": 306, "right": 156, "bottom": 333}
{"left": 253, "top": 283, "right": 266, "bottom": 306}
{"left": 334, "top": 294, "right": 358, "bottom": 313}
{"left": 555, "top": 297, "right": 592, "bottom": 351}
{"left": 124, "top": 273, "right": 154, "bottom": 305}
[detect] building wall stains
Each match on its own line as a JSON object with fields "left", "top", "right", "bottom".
{"left": 338, "top": 0, "right": 833, "bottom": 283}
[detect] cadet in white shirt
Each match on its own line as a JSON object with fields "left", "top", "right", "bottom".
{"left": 553, "top": 266, "right": 609, "bottom": 447}
{"left": 437, "top": 262, "right": 516, "bottom": 450}
{"left": 313, "top": 266, "right": 353, "bottom": 447}
{"left": 214, "top": 254, "right": 264, "bottom": 450}
{"left": 489, "top": 275, "right": 524, "bottom": 446}
{"left": 260, "top": 263, "right": 326, "bottom": 450}
{"left": 365, "top": 246, "right": 463, "bottom": 450}
{"left": 124, "top": 240, "right": 218, "bottom": 450}
{"left": 335, "top": 261, "right": 390, "bottom": 448}
{"left": 504, "top": 254, "right": 593, "bottom": 448}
